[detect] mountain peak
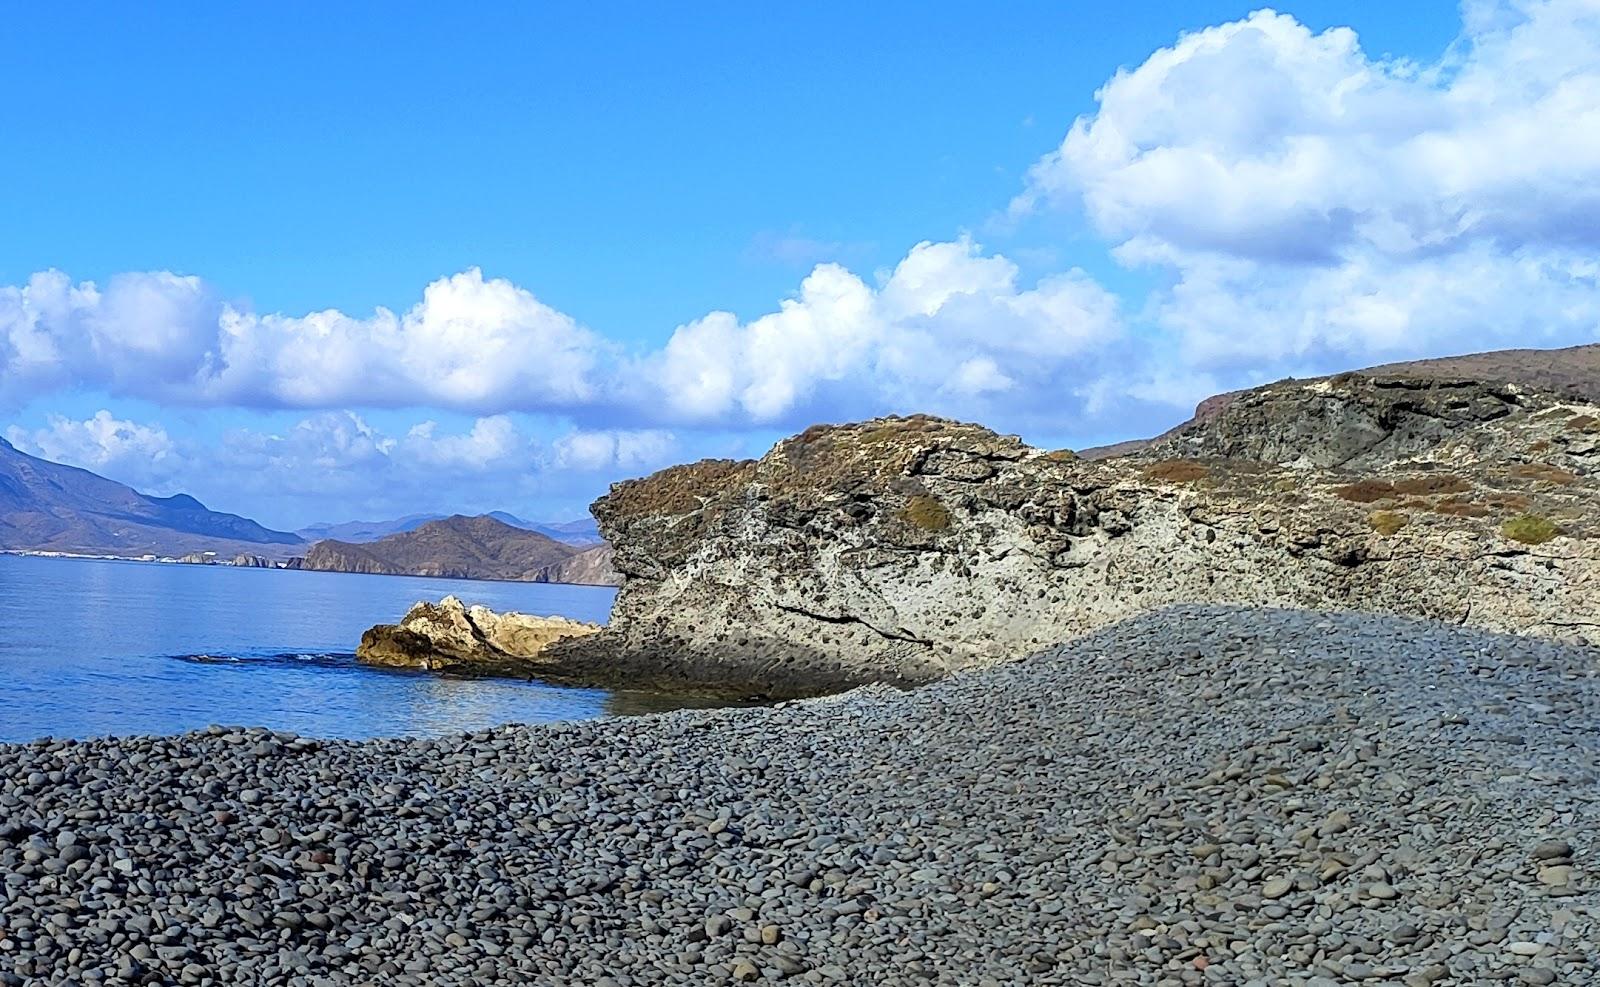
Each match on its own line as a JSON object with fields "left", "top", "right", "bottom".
{"left": 0, "top": 442, "right": 303, "bottom": 557}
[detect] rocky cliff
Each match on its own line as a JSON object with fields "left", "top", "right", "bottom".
{"left": 539, "top": 374, "right": 1597, "bottom": 697}
{"left": 533, "top": 543, "right": 617, "bottom": 586}
{"left": 1081, "top": 341, "right": 1600, "bottom": 459}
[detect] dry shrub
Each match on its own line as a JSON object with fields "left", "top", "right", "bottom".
{"left": 1511, "top": 463, "right": 1578, "bottom": 485}
{"left": 1142, "top": 460, "right": 1211, "bottom": 484}
{"left": 1368, "top": 510, "right": 1408, "bottom": 536}
{"left": 900, "top": 495, "right": 952, "bottom": 532}
{"left": 1434, "top": 500, "right": 1491, "bottom": 518}
{"left": 1502, "top": 514, "right": 1560, "bottom": 545}
{"left": 1333, "top": 479, "right": 1396, "bottom": 503}
{"left": 1486, "top": 493, "right": 1532, "bottom": 512}
{"left": 1392, "top": 475, "right": 1471, "bottom": 496}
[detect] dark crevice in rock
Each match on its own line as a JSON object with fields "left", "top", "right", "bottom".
{"left": 774, "top": 602, "right": 934, "bottom": 647}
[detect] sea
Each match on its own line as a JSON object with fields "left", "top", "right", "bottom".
{"left": 0, "top": 553, "right": 712, "bottom": 744}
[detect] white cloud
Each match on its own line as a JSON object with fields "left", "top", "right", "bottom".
{"left": 651, "top": 236, "right": 1122, "bottom": 423}
{"left": 215, "top": 413, "right": 543, "bottom": 493}
{"left": 15, "top": 410, "right": 684, "bottom": 527}
{"left": 401, "top": 416, "right": 526, "bottom": 471}
{"left": 206, "top": 268, "right": 605, "bottom": 410}
{"left": 553, "top": 429, "right": 678, "bottom": 471}
{"left": 0, "top": 248, "right": 1122, "bottom": 431}
{"left": 1012, "top": 0, "right": 1600, "bottom": 376}
{"left": 1, "top": 271, "right": 221, "bottom": 403}
{"left": 5, "top": 410, "right": 183, "bottom": 493}
{"left": 2, "top": 268, "right": 605, "bottom": 413}
{"left": 7, "top": 1, "right": 1600, "bottom": 449}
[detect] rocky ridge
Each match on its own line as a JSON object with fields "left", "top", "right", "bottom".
{"left": 524, "top": 373, "right": 1600, "bottom": 696}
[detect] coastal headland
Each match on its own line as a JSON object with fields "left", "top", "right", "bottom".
{"left": 4, "top": 353, "right": 1597, "bottom": 984}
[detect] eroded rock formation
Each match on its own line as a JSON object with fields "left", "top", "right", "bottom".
{"left": 358, "top": 595, "right": 601, "bottom": 673}
{"left": 539, "top": 374, "right": 1598, "bottom": 696}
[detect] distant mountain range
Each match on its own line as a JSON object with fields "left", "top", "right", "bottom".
{"left": 296, "top": 512, "right": 600, "bottom": 546}
{"left": 0, "top": 438, "right": 611, "bottom": 583}
{"left": 0, "top": 437, "right": 305, "bottom": 559}
{"left": 294, "top": 515, "right": 616, "bottom": 584}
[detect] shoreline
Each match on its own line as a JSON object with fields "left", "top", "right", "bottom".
{"left": 3, "top": 604, "right": 1594, "bottom": 984}
{"left": 0, "top": 550, "right": 620, "bottom": 589}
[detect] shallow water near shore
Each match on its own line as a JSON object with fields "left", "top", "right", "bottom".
{"left": 0, "top": 553, "right": 720, "bottom": 743}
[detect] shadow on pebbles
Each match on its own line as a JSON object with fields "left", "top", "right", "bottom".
{"left": 1, "top": 604, "right": 1596, "bottom": 985}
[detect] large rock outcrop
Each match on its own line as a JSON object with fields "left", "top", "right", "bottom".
{"left": 358, "top": 595, "right": 601, "bottom": 673}
{"left": 540, "top": 374, "right": 1599, "bottom": 697}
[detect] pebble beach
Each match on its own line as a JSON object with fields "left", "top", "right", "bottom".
{"left": 2, "top": 604, "right": 1595, "bottom": 985}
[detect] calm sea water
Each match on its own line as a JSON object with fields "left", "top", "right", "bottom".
{"left": 0, "top": 554, "right": 707, "bottom": 743}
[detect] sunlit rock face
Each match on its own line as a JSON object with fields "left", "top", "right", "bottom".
{"left": 562, "top": 375, "right": 1597, "bottom": 697}
{"left": 358, "top": 595, "right": 600, "bottom": 672}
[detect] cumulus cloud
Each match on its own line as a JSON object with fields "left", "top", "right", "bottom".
{"left": 401, "top": 416, "right": 526, "bottom": 471}
{"left": 210, "top": 414, "right": 683, "bottom": 525}
{"left": 5, "top": 408, "right": 687, "bottom": 527}
{"left": 213, "top": 412, "right": 563, "bottom": 490}
{"left": 5, "top": 411, "right": 183, "bottom": 494}
{"left": 1, "top": 242, "right": 1123, "bottom": 432}
{"left": 0, "top": 271, "right": 222, "bottom": 402}
{"left": 651, "top": 237, "right": 1121, "bottom": 424}
{"left": 7, "top": 2, "right": 1600, "bottom": 448}
{"left": 2, "top": 268, "right": 605, "bottom": 412}
{"left": 553, "top": 429, "right": 678, "bottom": 471}
{"left": 1013, "top": 0, "right": 1600, "bottom": 374}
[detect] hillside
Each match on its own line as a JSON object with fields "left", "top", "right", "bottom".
{"left": 1081, "top": 342, "right": 1600, "bottom": 459}
{"left": 531, "top": 543, "right": 617, "bottom": 586}
{"left": 295, "top": 514, "right": 445, "bottom": 543}
{"left": 0, "top": 438, "right": 304, "bottom": 559}
{"left": 298, "top": 512, "right": 601, "bottom": 546}
{"left": 297, "top": 514, "right": 611, "bottom": 582}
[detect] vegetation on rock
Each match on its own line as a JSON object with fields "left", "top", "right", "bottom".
{"left": 1369, "top": 510, "right": 1408, "bottom": 536}
{"left": 1501, "top": 514, "right": 1561, "bottom": 545}
{"left": 1142, "top": 460, "right": 1211, "bottom": 483}
{"left": 899, "top": 495, "right": 952, "bottom": 532}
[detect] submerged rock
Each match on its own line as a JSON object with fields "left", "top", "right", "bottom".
{"left": 357, "top": 595, "right": 600, "bottom": 673}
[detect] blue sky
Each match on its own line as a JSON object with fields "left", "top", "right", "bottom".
{"left": 4, "top": 1, "right": 1596, "bottom": 529}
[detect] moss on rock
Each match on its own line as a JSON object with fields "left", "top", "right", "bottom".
{"left": 900, "top": 495, "right": 952, "bottom": 532}
{"left": 1369, "top": 510, "right": 1408, "bottom": 536}
{"left": 1502, "top": 514, "right": 1561, "bottom": 545}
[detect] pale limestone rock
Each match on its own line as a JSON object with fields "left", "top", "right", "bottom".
{"left": 547, "top": 375, "right": 1599, "bottom": 697}
{"left": 358, "top": 595, "right": 600, "bottom": 672}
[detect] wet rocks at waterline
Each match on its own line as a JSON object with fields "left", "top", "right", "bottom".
{"left": 356, "top": 595, "right": 601, "bottom": 673}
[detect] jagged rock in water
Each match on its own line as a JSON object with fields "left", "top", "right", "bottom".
{"left": 541, "top": 376, "right": 1598, "bottom": 697}
{"left": 358, "top": 595, "right": 601, "bottom": 673}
